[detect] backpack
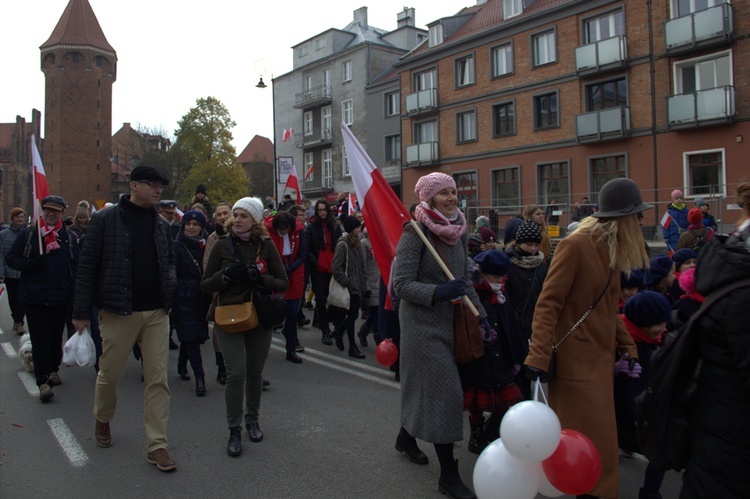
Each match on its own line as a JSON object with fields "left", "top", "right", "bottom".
{"left": 689, "top": 228, "right": 708, "bottom": 253}
{"left": 635, "top": 277, "right": 750, "bottom": 471}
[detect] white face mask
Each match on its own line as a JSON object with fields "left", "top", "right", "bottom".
{"left": 489, "top": 282, "right": 504, "bottom": 294}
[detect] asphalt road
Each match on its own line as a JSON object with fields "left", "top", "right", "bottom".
{"left": 0, "top": 293, "right": 683, "bottom": 498}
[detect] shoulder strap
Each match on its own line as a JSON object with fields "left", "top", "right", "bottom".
{"left": 553, "top": 271, "right": 612, "bottom": 350}
{"left": 681, "top": 277, "right": 750, "bottom": 332}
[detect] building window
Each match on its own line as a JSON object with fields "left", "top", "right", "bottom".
{"left": 316, "top": 38, "right": 326, "bottom": 50}
{"left": 586, "top": 77, "right": 628, "bottom": 111}
{"left": 503, "top": 0, "right": 523, "bottom": 19}
{"left": 385, "top": 91, "right": 400, "bottom": 116}
{"left": 428, "top": 24, "right": 444, "bottom": 47}
{"left": 298, "top": 44, "right": 308, "bottom": 57}
{"left": 322, "top": 69, "right": 331, "bottom": 89}
{"left": 342, "top": 100, "right": 353, "bottom": 125}
{"left": 304, "top": 111, "right": 313, "bottom": 136}
{"left": 415, "top": 120, "right": 437, "bottom": 143}
{"left": 414, "top": 69, "right": 436, "bottom": 91}
{"left": 454, "top": 171, "right": 478, "bottom": 218}
{"left": 538, "top": 162, "right": 569, "bottom": 206}
{"left": 492, "top": 167, "right": 520, "bottom": 213}
{"left": 322, "top": 149, "right": 333, "bottom": 188}
{"left": 534, "top": 92, "right": 559, "bottom": 129}
{"left": 385, "top": 135, "right": 401, "bottom": 162}
{"left": 672, "top": 0, "right": 725, "bottom": 18}
{"left": 685, "top": 149, "right": 725, "bottom": 196}
{"left": 491, "top": 43, "right": 513, "bottom": 77}
{"left": 493, "top": 101, "right": 515, "bottom": 137}
{"left": 304, "top": 152, "right": 314, "bottom": 181}
{"left": 321, "top": 106, "right": 331, "bottom": 138}
{"left": 343, "top": 61, "right": 352, "bottom": 82}
{"left": 532, "top": 30, "right": 557, "bottom": 67}
{"left": 304, "top": 75, "right": 312, "bottom": 92}
{"left": 455, "top": 54, "right": 475, "bottom": 87}
{"left": 590, "top": 155, "right": 626, "bottom": 199}
{"left": 584, "top": 9, "right": 625, "bottom": 43}
{"left": 674, "top": 52, "right": 731, "bottom": 94}
{"left": 342, "top": 146, "right": 350, "bottom": 177}
{"left": 456, "top": 111, "right": 477, "bottom": 143}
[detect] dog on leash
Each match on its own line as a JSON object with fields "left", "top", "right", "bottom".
{"left": 18, "top": 333, "right": 33, "bottom": 372}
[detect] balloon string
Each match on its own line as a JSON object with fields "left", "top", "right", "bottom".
{"left": 534, "top": 379, "right": 549, "bottom": 405}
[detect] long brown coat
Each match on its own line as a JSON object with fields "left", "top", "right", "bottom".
{"left": 525, "top": 231, "right": 637, "bottom": 499}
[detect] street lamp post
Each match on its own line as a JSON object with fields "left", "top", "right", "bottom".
{"left": 255, "top": 59, "right": 278, "bottom": 208}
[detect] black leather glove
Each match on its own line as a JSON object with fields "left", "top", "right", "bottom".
{"left": 223, "top": 263, "right": 250, "bottom": 283}
{"left": 524, "top": 365, "right": 549, "bottom": 382}
{"left": 434, "top": 277, "right": 467, "bottom": 303}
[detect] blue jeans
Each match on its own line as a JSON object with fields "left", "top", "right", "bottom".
{"left": 282, "top": 298, "right": 301, "bottom": 354}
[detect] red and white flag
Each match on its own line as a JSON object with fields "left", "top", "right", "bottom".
{"left": 282, "top": 128, "right": 294, "bottom": 143}
{"left": 284, "top": 165, "right": 302, "bottom": 204}
{"left": 31, "top": 135, "right": 50, "bottom": 203}
{"left": 341, "top": 123, "right": 411, "bottom": 309}
{"left": 348, "top": 193, "right": 358, "bottom": 215}
{"left": 304, "top": 165, "right": 316, "bottom": 181}
{"left": 660, "top": 211, "right": 672, "bottom": 229}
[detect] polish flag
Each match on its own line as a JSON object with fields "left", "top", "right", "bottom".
{"left": 31, "top": 135, "right": 50, "bottom": 203}
{"left": 284, "top": 165, "right": 302, "bottom": 204}
{"left": 341, "top": 122, "right": 411, "bottom": 308}
{"left": 304, "top": 165, "right": 316, "bottom": 181}
{"left": 660, "top": 211, "right": 672, "bottom": 229}
{"left": 282, "top": 128, "right": 294, "bottom": 143}
{"left": 348, "top": 193, "right": 358, "bottom": 215}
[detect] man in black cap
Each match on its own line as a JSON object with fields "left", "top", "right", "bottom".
{"left": 7, "top": 194, "right": 79, "bottom": 402}
{"left": 278, "top": 194, "right": 294, "bottom": 212}
{"left": 72, "top": 164, "right": 178, "bottom": 472}
{"left": 191, "top": 185, "right": 213, "bottom": 222}
{"left": 158, "top": 200, "right": 180, "bottom": 241}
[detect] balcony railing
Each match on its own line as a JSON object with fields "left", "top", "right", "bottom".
{"left": 576, "top": 106, "right": 630, "bottom": 142}
{"left": 405, "top": 88, "right": 438, "bottom": 116}
{"left": 667, "top": 85, "right": 736, "bottom": 129}
{"left": 293, "top": 85, "right": 332, "bottom": 109}
{"left": 405, "top": 141, "right": 439, "bottom": 166}
{"left": 665, "top": 2, "right": 733, "bottom": 55}
{"left": 575, "top": 35, "right": 628, "bottom": 76}
{"left": 295, "top": 129, "right": 332, "bottom": 148}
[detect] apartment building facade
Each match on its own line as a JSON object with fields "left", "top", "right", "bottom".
{"left": 394, "top": 0, "right": 748, "bottom": 232}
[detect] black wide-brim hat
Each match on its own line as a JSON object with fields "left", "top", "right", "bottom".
{"left": 593, "top": 178, "right": 652, "bottom": 218}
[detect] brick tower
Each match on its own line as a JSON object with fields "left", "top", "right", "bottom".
{"left": 40, "top": 0, "right": 117, "bottom": 209}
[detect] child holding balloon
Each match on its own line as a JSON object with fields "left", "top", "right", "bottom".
{"left": 460, "top": 250, "right": 528, "bottom": 454}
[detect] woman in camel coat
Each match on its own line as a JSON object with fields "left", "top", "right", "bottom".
{"left": 525, "top": 178, "right": 649, "bottom": 499}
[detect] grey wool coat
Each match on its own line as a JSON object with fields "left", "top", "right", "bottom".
{"left": 394, "top": 222, "right": 484, "bottom": 444}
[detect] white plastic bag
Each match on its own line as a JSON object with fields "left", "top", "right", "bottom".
{"left": 62, "top": 328, "right": 96, "bottom": 368}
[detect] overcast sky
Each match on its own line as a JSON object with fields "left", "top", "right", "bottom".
{"left": 2, "top": 0, "right": 462, "bottom": 151}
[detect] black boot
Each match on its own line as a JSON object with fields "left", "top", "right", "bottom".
{"left": 321, "top": 330, "right": 333, "bottom": 345}
{"left": 394, "top": 427, "right": 429, "bottom": 465}
{"left": 483, "top": 412, "right": 501, "bottom": 444}
{"left": 216, "top": 366, "right": 227, "bottom": 385}
{"left": 227, "top": 427, "right": 242, "bottom": 457}
{"left": 246, "top": 422, "right": 263, "bottom": 442}
{"left": 348, "top": 345, "right": 366, "bottom": 359}
{"left": 332, "top": 328, "right": 345, "bottom": 351}
{"left": 438, "top": 459, "right": 476, "bottom": 499}
{"left": 195, "top": 377, "right": 206, "bottom": 397}
{"left": 357, "top": 323, "right": 371, "bottom": 347}
{"left": 177, "top": 365, "right": 190, "bottom": 381}
{"left": 468, "top": 418, "right": 487, "bottom": 455}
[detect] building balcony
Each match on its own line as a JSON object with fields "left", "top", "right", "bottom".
{"left": 575, "top": 35, "right": 628, "bottom": 76}
{"left": 293, "top": 85, "right": 332, "bottom": 109}
{"left": 405, "top": 141, "right": 439, "bottom": 166}
{"left": 302, "top": 177, "right": 334, "bottom": 196}
{"left": 667, "top": 85, "right": 736, "bottom": 129}
{"left": 576, "top": 106, "right": 630, "bottom": 142}
{"left": 405, "top": 88, "right": 438, "bottom": 116}
{"left": 665, "top": 2, "right": 733, "bottom": 55}
{"left": 295, "top": 129, "right": 333, "bottom": 148}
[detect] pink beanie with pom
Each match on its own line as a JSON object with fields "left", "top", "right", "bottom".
{"left": 678, "top": 267, "right": 697, "bottom": 294}
{"left": 415, "top": 172, "right": 456, "bottom": 203}
{"left": 671, "top": 189, "right": 684, "bottom": 200}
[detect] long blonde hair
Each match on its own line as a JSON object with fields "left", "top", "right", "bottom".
{"left": 575, "top": 214, "right": 648, "bottom": 274}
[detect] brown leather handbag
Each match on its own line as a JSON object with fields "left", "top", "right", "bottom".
{"left": 214, "top": 294, "right": 258, "bottom": 333}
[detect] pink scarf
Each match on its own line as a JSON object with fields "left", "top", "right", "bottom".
{"left": 40, "top": 218, "right": 63, "bottom": 253}
{"left": 415, "top": 203, "right": 466, "bottom": 246}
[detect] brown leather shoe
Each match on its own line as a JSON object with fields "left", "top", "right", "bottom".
{"left": 147, "top": 448, "right": 176, "bottom": 471}
{"left": 49, "top": 372, "right": 62, "bottom": 386}
{"left": 39, "top": 384, "right": 54, "bottom": 402}
{"left": 95, "top": 420, "right": 112, "bottom": 448}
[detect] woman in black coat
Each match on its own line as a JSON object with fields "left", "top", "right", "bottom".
{"left": 173, "top": 210, "right": 211, "bottom": 396}
{"left": 681, "top": 182, "right": 750, "bottom": 498}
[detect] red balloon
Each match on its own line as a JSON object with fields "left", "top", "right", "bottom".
{"left": 542, "top": 429, "right": 602, "bottom": 496}
{"left": 375, "top": 339, "right": 398, "bottom": 367}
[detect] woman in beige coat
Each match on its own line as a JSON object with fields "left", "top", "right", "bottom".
{"left": 525, "top": 178, "right": 649, "bottom": 499}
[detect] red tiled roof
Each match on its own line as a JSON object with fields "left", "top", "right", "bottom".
{"left": 237, "top": 135, "right": 274, "bottom": 164}
{"left": 40, "top": 0, "right": 116, "bottom": 56}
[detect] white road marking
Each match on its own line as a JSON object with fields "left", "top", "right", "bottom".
{"left": 272, "top": 337, "right": 395, "bottom": 376}
{"left": 48, "top": 418, "right": 89, "bottom": 468}
{"left": 2, "top": 341, "right": 17, "bottom": 358}
{"left": 17, "top": 371, "right": 38, "bottom": 396}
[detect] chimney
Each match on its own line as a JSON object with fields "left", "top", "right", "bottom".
{"left": 353, "top": 6, "right": 368, "bottom": 28}
{"left": 397, "top": 7, "right": 415, "bottom": 28}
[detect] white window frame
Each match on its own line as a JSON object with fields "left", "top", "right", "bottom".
{"left": 322, "top": 149, "right": 333, "bottom": 188}
{"left": 385, "top": 134, "right": 401, "bottom": 162}
{"left": 385, "top": 91, "right": 400, "bottom": 117}
{"left": 321, "top": 106, "right": 331, "bottom": 139}
{"left": 304, "top": 75, "right": 312, "bottom": 92}
{"left": 428, "top": 24, "right": 444, "bottom": 47}
{"left": 414, "top": 69, "right": 437, "bottom": 91}
{"left": 304, "top": 152, "right": 314, "bottom": 181}
{"left": 584, "top": 9, "right": 625, "bottom": 44}
{"left": 492, "top": 166, "right": 521, "bottom": 213}
{"left": 303, "top": 111, "right": 314, "bottom": 136}
{"left": 342, "top": 100, "right": 353, "bottom": 126}
{"left": 671, "top": 0, "right": 726, "bottom": 18}
{"left": 456, "top": 110, "right": 477, "bottom": 143}
{"left": 415, "top": 120, "right": 437, "bottom": 143}
{"left": 342, "top": 146, "right": 350, "bottom": 177}
{"left": 455, "top": 54, "right": 475, "bottom": 87}
{"left": 673, "top": 50, "right": 732, "bottom": 94}
{"left": 491, "top": 42, "right": 514, "bottom": 77}
{"left": 322, "top": 69, "right": 331, "bottom": 89}
{"left": 503, "top": 0, "right": 523, "bottom": 19}
{"left": 683, "top": 147, "right": 727, "bottom": 197}
{"left": 532, "top": 30, "right": 557, "bottom": 67}
{"left": 343, "top": 61, "right": 352, "bottom": 82}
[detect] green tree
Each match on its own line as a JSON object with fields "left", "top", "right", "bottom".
{"left": 173, "top": 97, "right": 248, "bottom": 206}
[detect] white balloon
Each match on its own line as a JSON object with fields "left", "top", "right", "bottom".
{"left": 500, "top": 400, "right": 561, "bottom": 462}
{"left": 537, "top": 468, "right": 564, "bottom": 497}
{"left": 473, "top": 439, "right": 542, "bottom": 499}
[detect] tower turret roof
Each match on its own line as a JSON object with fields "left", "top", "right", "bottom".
{"left": 40, "top": 0, "right": 116, "bottom": 57}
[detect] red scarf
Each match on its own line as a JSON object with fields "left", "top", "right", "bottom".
{"left": 39, "top": 218, "right": 63, "bottom": 253}
{"left": 681, "top": 291, "right": 705, "bottom": 303}
{"left": 621, "top": 314, "right": 662, "bottom": 346}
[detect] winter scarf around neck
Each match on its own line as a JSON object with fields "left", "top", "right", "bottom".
{"left": 40, "top": 218, "right": 63, "bottom": 253}
{"left": 415, "top": 202, "right": 466, "bottom": 246}
{"left": 622, "top": 315, "right": 662, "bottom": 346}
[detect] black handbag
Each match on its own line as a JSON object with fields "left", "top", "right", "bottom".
{"left": 254, "top": 291, "right": 287, "bottom": 328}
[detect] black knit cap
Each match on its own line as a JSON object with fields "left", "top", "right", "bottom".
{"left": 515, "top": 220, "right": 542, "bottom": 244}
{"left": 624, "top": 291, "right": 671, "bottom": 327}
{"left": 343, "top": 215, "right": 361, "bottom": 233}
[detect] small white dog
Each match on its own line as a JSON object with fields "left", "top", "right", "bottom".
{"left": 18, "top": 333, "right": 33, "bottom": 372}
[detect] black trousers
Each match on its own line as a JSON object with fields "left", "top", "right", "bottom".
{"left": 334, "top": 294, "right": 361, "bottom": 349}
{"left": 25, "top": 303, "right": 67, "bottom": 386}
{"left": 178, "top": 341, "right": 205, "bottom": 378}
{"left": 311, "top": 271, "right": 332, "bottom": 333}
{"left": 5, "top": 278, "right": 25, "bottom": 324}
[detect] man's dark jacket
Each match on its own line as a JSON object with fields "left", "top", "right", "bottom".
{"left": 73, "top": 196, "right": 176, "bottom": 318}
